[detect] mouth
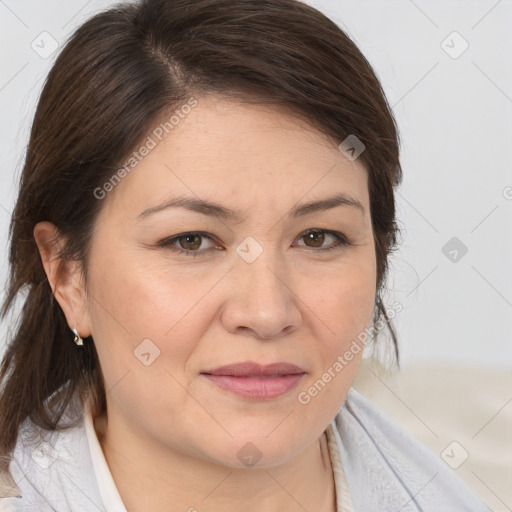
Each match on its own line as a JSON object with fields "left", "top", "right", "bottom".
{"left": 201, "top": 361, "right": 306, "bottom": 400}
{"left": 202, "top": 361, "right": 305, "bottom": 377}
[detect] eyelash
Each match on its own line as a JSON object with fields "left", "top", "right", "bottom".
{"left": 157, "top": 229, "right": 352, "bottom": 257}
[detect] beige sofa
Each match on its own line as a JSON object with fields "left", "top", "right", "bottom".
{"left": 353, "top": 360, "right": 512, "bottom": 511}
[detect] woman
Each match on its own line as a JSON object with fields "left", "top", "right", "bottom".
{"left": 0, "top": 0, "right": 490, "bottom": 510}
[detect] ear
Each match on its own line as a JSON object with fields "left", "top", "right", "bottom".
{"left": 33, "top": 221, "right": 91, "bottom": 338}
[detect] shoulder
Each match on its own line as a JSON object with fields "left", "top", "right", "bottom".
{"left": 0, "top": 403, "right": 103, "bottom": 511}
{"left": 332, "top": 388, "right": 491, "bottom": 512}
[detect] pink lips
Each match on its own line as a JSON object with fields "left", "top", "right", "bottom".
{"left": 201, "top": 361, "right": 306, "bottom": 400}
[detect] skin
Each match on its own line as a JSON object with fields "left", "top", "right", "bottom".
{"left": 34, "top": 94, "right": 376, "bottom": 512}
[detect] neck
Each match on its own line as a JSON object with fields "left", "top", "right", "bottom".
{"left": 95, "top": 409, "right": 337, "bottom": 512}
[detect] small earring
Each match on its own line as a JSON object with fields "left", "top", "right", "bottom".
{"left": 72, "top": 324, "right": 83, "bottom": 346}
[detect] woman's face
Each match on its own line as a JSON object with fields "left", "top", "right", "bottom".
{"left": 81, "top": 94, "right": 376, "bottom": 467}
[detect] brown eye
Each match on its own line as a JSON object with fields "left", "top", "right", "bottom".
{"left": 177, "top": 234, "right": 203, "bottom": 251}
{"left": 158, "top": 231, "right": 219, "bottom": 257}
{"left": 303, "top": 230, "right": 326, "bottom": 248}
{"left": 295, "top": 229, "right": 351, "bottom": 252}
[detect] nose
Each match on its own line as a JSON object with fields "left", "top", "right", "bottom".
{"left": 220, "top": 244, "right": 302, "bottom": 340}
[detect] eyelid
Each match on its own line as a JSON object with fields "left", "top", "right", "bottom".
{"left": 157, "top": 229, "right": 352, "bottom": 257}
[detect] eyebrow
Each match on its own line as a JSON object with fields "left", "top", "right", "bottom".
{"left": 136, "top": 193, "right": 365, "bottom": 222}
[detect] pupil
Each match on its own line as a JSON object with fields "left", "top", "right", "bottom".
{"left": 307, "top": 231, "right": 324, "bottom": 247}
{"left": 182, "top": 235, "right": 200, "bottom": 250}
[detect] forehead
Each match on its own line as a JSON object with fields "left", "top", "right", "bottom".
{"left": 100, "top": 95, "right": 369, "bottom": 220}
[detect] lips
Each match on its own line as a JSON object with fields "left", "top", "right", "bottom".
{"left": 201, "top": 361, "right": 306, "bottom": 400}
{"left": 201, "top": 361, "right": 305, "bottom": 377}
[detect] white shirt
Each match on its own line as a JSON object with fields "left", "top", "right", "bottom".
{"left": 82, "top": 402, "right": 126, "bottom": 512}
{"left": 0, "top": 388, "right": 489, "bottom": 511}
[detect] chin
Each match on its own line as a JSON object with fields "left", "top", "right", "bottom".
{"left": 195, "top": 429, "right": 310, "bottom": 470}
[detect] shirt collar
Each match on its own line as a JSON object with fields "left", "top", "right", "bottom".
{"left": 83, "top": 397, "right": 127, "bottom": 512}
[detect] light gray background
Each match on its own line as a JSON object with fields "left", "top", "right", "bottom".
{"left": 1, "top": 0, "right": 511, "bottom": 368}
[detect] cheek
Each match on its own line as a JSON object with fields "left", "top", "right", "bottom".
{"left": 88, "top": 237, "right": 194, "bottom": 329}
{"left": 332, "top": 271, "right": 376, "bottom": 338}
{"left": 296, "top": 252, "right": 376, "bottom": 398}
{"left": 85, "top": 249, "right": 218, "bottom": 378}
{"left": 302, "top": 250, "right": 376, "bottom": 343}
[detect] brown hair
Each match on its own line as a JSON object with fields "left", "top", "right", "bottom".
{"left": 0, "top": 0, "right": 402, "bottom": 455}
